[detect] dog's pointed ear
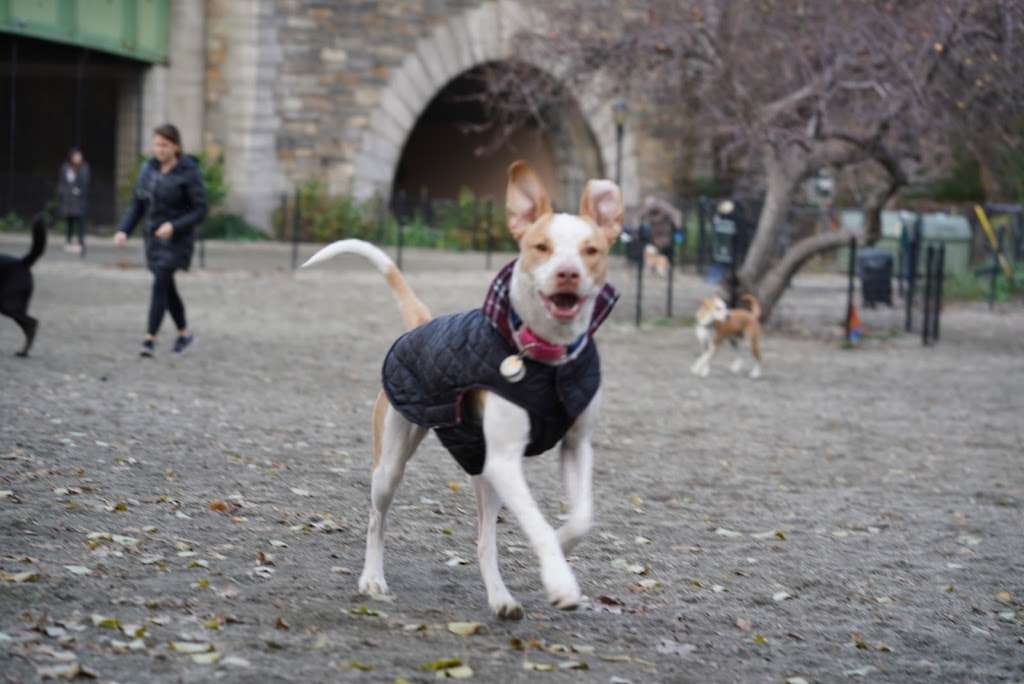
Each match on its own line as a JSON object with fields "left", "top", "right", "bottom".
{"left": 580, "top": 179, "right": 623, "bottom": 245}
{"left": 506, "top": 161, "right": 551, "bottom": 241}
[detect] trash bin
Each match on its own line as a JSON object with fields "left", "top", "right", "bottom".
{"left": 858, "top": 248, "right": 894, "bottom": 307}
{"left": 711, "top": 201, "right": 751, "bottom": 267}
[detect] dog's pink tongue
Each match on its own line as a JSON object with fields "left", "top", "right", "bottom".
{"left": 517, "top": 327, "right": 566, "bottom": 364}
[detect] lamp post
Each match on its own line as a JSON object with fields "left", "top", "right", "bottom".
{"left": 612, "top": 99, "right": 628, "bottom": 189}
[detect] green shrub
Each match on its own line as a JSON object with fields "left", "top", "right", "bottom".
{"left": 0, "top": 212, "right": 27, "bottom": 232}
{"left": 201, "top": 213, "right": 265, "bottom": 241}
{"left": 197, "top": 152, "right": 229, "bottom": 213}
{"left": 272, "top": 181, "right": 513, "bottom": 250}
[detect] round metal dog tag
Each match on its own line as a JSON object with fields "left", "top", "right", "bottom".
{"left": 499, "top": 354, "right": 526, "bottom": 383}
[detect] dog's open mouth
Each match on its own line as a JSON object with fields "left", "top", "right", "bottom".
{"left": 541, "top": 292, "right": 583, "bottom": 322}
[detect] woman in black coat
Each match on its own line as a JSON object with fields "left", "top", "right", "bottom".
{"left": 58, "top": 148, "right": 90, "bottom": 256}
{"left": 115, "top": 123, "right": 207, "bottom": 357}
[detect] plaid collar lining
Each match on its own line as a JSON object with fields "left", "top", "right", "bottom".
{"left": 482, "top": 259, "right": 620, "bottom": 350}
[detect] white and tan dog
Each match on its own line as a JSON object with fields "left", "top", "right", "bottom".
{"left": 303, "top": 161, "right": 623, "bottom": 619}
{"left": 690, "top": 294, "right": 763, "bottom": 379}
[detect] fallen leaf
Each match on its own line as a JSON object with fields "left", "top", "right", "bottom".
{"left": 996, "top": 591, "right": 1013, "bottom": 604}
{"left": 437, "top": 664, "right": 474, "bottom": 679}
{"left": 844, "top": 665, "right": 876, "bottom": 677}
{"left": 634, "top": 536, "right": 652, "bottom": 545}
{"left": 350, "top": 661, "right": 373, "bottom": 672}
{"left": 113, "top": 502, "right": 128, "bottom": 512}
{"left": 420, "top": 657, "right": 464, "bottom": 671}
{"left": 736, "top": 618, "right": 753, "bottom": 632}
{"left": 348, "top": 605, "right": 386, "bottom": 618}
{"left": 404, "top": 623, "right": 428, "bottom": 632}
{"left": 715, "top": 528, "right": 744, "bottom": 538}
{"left": 208, "top": 500, "right": 231, "bottom": 513}
{"left": 445, "top": 556, "right": 470, "bottom": 567}
{"left": 275, "top": 616, "right": 289, "bottom": 630}
{"left": 571, "top": 644, "right": 595, "bottom": 655}
{"left": 169, "top": 641, "right": 213, "bottom": 654}
{"left": 111, "top": 535, "right": 139, "bottom": 547}
{"left": 447, "top": 622, "right": 482, "bottom": 636}
{"left": 65, "top": 565, "right": 91, "bottom": 576}
{"left": 90, "top": 614, "right": 121, "bottom": 630}
{"left": 753, "top": 634, "right": 768, "bottom": 645}
{"left": 558, "top": 660, "right": 589, "bottom": 670}
{"left": 192, "top": 652, "right": 220, "bottom": 665}
{"left": 772, "top": 591, "right": 792, "bottom": 602}
{"left": 0, "top": 570, "right": 40, "bottom": 583}
{"left": 269, "top": 540, "right": 288, "bottom": 548}
{"left": 221, "top": 656, "right": 251, "bottom": 668}
{"left": 289, "top": 488, "right": 311, "bottom": 497}
{"left": 851, "top": 632, "right": 868, "bottom": 650}
{"left": 37, "top": 662, "right": 95, "bottom": 680}
{"left": 785, "top": 678, "right": 810, "bottom": 684}
{"left": 0, "top": 490, "right": 13, "bottom": 499}
{"left": 522, "top": 660, "right": 555, "bottom": 672}
{"left": 655, "top": 639, "right": 696, "bottom": 657}
{"left": 120, "top": 624, "right": 145, "bottom": 638}
{"left": 597, "top": 654, "right": 633, "bottom": 663}
{"left": 448, "top": 481, "right": 462, "bottom": 493}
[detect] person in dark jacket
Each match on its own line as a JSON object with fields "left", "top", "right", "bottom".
{"left": 115, "top": 123, "right": 207, "bottom": 357}
{"left": 58, "top": 148, "right": 90, "bottom": 257}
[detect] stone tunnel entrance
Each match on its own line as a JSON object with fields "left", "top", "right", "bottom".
{"left": 390, "top": 62, "right": 603, "bottom": 212}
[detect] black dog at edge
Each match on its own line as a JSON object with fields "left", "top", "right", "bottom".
{"left": 0, "top": 217, "right": 46, "bottom": 356}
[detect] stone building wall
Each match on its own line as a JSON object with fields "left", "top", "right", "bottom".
{"left": 157, "top": 0, "right": 696, "bottom": 230}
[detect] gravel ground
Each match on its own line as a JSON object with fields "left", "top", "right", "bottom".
{"left": 1, "top": 234, "right": 1023, "bottom": 683}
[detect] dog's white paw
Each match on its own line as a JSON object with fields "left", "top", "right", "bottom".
{"left": 490, "top": 595, "right": 525, "bottom": 621}
{"left": 730, "top": 359, "right": 743, "bottom": 374}
{"left": 542, "top": 564, "right": 582, "bottom": 610}
{"left": 357, "top": 573, "right": 389, "bottom": 596}
{"left": 749, "top": 366, "right": 762, "bottom": 379}
{"left": 699, "top": 364, "right": 710, "bottom": 378}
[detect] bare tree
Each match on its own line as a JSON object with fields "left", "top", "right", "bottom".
{"left": 507, "top": 0, "right": 1024, "bottom": 319}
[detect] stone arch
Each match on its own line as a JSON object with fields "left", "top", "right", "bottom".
{"left": 350, "top": 0, "right": 639, "bottom": 209}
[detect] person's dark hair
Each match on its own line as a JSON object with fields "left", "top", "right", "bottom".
{"left": 153, "top": 123, "right": 182, "bottom": 157}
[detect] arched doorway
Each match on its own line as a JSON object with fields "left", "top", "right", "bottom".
{"left": 390, "top": 62, "right": 603, "bottom": 212}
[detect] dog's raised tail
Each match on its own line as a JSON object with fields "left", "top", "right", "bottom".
{"left": 22, "top": 216, "right": 47, "bottom": 268}
{"left": 741, "top": 294, "right": 761, "bottom": 320}
{"left": 302, "top": 239, "right": 430, "bottom": 331}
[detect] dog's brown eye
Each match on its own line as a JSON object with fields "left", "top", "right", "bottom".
{"left": 533, "top": 243, "right": 549, "bottom": 253}
{"left": 583, "top": 246, "right": 599, "bottom": 256}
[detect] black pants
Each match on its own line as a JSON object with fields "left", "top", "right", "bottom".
{"left": 148, "top": 269, "right": 187, "bottom": 336}
{"left": 65, "top": 216, "right": 85, "bottom": 248}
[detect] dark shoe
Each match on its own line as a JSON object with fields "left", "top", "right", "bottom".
{"left": 173, "top": 333, "right": 194, "bottom": 354}
{"left": 140, "top": 339, "right": 155, "bottom": 357}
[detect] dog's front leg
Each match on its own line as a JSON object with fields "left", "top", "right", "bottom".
{"left": 359, "top": 398, "right": 426, "bottom": 597}
{"left": 481, "top": 394, "right": 581, "bottom": 610}
{"left": 557, "top": 391, "right": 600, "bottom": 555}
{"left": 473, "top": 476, "right": 524, "bottom": 620}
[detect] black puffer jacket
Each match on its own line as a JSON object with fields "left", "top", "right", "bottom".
{"left": 381, "top": 309, "right": 602, "bottom": 475}
{"left": 118, "top": 155, "right": 207, "bottom": 272}
{"left": 57, "top": 162, "right": 90, "bottom": 218}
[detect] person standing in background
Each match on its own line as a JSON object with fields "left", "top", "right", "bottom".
{"left": 115, "top": 124, "right": 207, "bottom": 357}
{"left": 58, "top": 148, "right": 90, "bottom": 257}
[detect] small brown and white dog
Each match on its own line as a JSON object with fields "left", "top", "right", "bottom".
{"left": 643, "top": 243, "right": 669, "bottom": 277}
{"left": 303, "top": 161, "right": 623, "bottom": 619}
{"left": 690, "top": 294, "right": 763, "bottom": 379}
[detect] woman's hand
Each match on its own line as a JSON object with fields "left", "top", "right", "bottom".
{"left": 114, "top": 231, "right": 127, "bottom": 247}
{"left": 155, "top": 222, "right": 174, "bottom": 240}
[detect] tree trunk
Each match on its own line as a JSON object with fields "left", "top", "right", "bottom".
{"left": 862, "top": 174, "right": 902, "bottom": 245}
{"left": 738, "top": 155, "right": 800, "bottom": 290}
{"left": 755, "top": 229, "right": 856, "bottom": 322}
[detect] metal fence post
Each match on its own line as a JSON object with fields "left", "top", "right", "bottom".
{"left": 922, "top": 245, "right": 935, "bottom": 346}
{"left": 905, "top": 216, "right": 919, "bottom": 332}
{"left": 376, "top": 197, "right": 386, "bottom": 244}
{"left": 291, "top": 188, "right": 301, "bottom": 271}
{"left": 696, "top": 197, "right": 707, "bottom": 274}
{"left": 845, "top": 236, "right": 857, "bottom": 340}
{"left": 933, "top": 243, "right": 945, "bottom": 342}
{"left": 635, "top": 237, "right": 644, "bottom": 327}
{"left": 666, "top": 245, "right": 674, "bottom": 319}
{"left": 485, "top": 198, "right": 493, "bottom": 270}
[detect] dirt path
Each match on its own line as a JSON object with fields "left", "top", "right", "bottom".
{"left": 1, "top": 237, "right": 1022, "bottom": 683}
